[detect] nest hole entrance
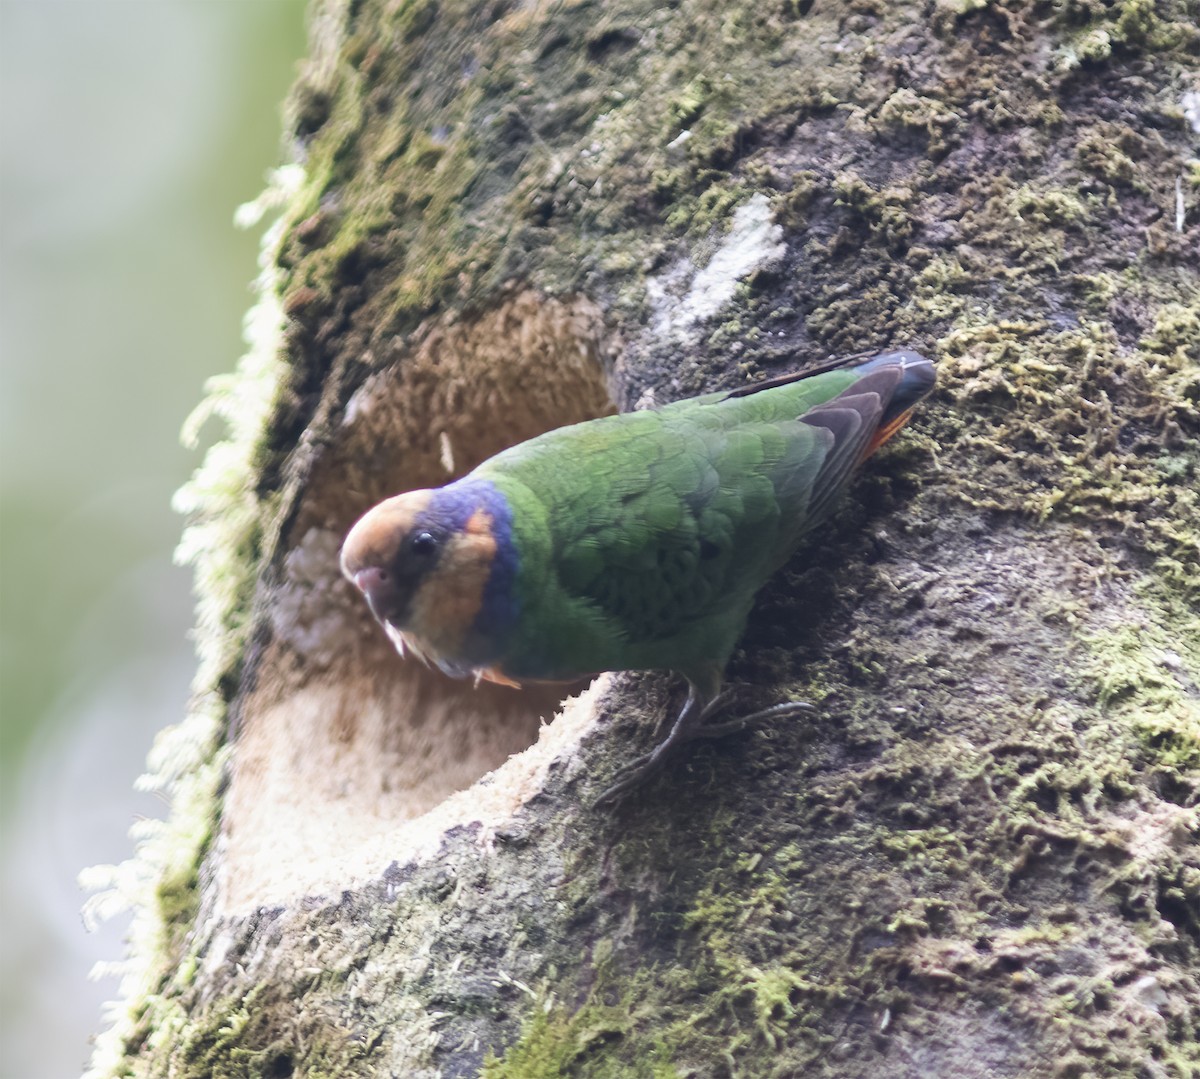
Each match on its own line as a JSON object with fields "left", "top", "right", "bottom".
{"left": 221, "top": 293, "right": 615, "bottom": 911}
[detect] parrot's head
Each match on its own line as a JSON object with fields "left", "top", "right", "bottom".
{"left": 340, "top": 480, "right": 513, "bottom": 662}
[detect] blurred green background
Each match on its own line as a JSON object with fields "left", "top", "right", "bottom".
{"left": 0, "top": 2, "right": 306, "bottom": 1074}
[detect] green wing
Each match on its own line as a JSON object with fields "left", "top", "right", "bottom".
{"left": 522, "top": 420, "right": 790, "bottom": 646}
{"left": 474, "top": 365, "right": 893, "bottom": 677}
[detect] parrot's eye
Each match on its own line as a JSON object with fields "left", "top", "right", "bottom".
{"left": 409, "top": 531, "right": 438, "bottom": 556}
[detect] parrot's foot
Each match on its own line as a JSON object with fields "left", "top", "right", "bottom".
{"left": 684, "top": 699, "right": 816, "bottom": 740}
{"left": 595, "top": 691, "right": 814, "bottom": 808}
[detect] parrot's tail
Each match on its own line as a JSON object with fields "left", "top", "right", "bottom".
{"left": 795, "top": 350, "right": 936, "bottom": 524}
{"left": 854, "top": 350, "right": 937, "bottom": 458}
{"left": 864, "top": 407, "right": 916, "bottom": 457}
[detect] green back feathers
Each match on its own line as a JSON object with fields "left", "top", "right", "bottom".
{"left": 470, "top": 354, "right": 932, "bottom": 681}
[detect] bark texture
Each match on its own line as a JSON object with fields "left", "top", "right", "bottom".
{"left": 91, "top": 0, "right": 1199, "bottom": 1076}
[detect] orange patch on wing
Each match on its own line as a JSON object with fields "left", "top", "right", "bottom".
{"left": 475, "top": 666, "right": 523, "bottom": 689}
{"left": 864, "top": 407, "right": 914, "bottom": 459}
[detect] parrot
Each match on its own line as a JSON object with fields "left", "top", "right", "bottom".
{"left": 341, "top": 349, "right": 936, "bottom": 804}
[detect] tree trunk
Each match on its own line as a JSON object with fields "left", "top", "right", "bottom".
{"left": 89, "top": 0, "right": 1199, "bottom": 1076}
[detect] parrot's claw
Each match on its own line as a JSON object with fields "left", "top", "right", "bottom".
{"left": 593, "top": 742, "right": 681, "bottom": 808}
{"left": 686, "top": 699, "right": 815, "bottom": 740}
{"left": 651, "top": 688, "right": 734, "bottom": 737}
{"left": 595, "top": 691, "right": 814, "bottom": 808}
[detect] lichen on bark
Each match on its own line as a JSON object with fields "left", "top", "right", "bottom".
{"left": 89, "top": 0, "right": 1198, "bottom": 1075}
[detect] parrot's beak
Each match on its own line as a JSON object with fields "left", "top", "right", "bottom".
{"left": 352, "top": 565, "right": 402, "bottom": 625}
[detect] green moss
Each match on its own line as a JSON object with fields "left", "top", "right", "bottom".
{"left": 911, "top": 255, "right": 976, "bottom": 321}
{"left": 874, "top": 87, "right": 962, "bottom": 154}
{"left": 480, "top": 998, "right": 680, "bottom": 1079}
{"left": 832, "top": 172, "right": 916, "bottom": 249}
{"left": 1054, "top": 0, "right": 1199, "bottom": 66}
{"left": 665, "top": 180, "right": 752, "bottom": 237}
{"left": 1082, "top": 618, "right": 1200, "bottom": 778}
{"left": 1085, "top": 622, "right": 1188, "bottom": 710}
{"left": 86, "top": 160, "right": 306, "bottom": 1078}
{"left": 932, "top": 304, "right": 1200, "bottom": 599}
{"left": 480, "top": 1008, "right": 585, "bottom": 1079}
{"left": 1071, "top": 270, "right": 1120, "bottom": 313}
{"left": 879, "top": 825, "right": 969, "bottom": 869}
{"left": 1058, "top": 26, "right": 1113, "bottom": 67}
{"left": 1140, "top": 301, "right": 1200, "bottom": 374}
{"left": 153, "top": 832, "right": 207, "bottom": 953}
{"left": 1007, "top": 184, "right": 1090, "bottom": 227}
{"left": 171, "top": 984, "right": 385, "bottom": 1079}
{"left": 1112, "top": 0, "right": 1198, "bottom": 49}
{"left": 666, "top": 75, "right": 711, "bottom": 133}
{"left": 1075, "top": 128, "right": 1140, "bottom": 188}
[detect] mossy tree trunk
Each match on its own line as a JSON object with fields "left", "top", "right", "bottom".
{"left": 91, "top": 0, "right": 1199, "bottom": 1076}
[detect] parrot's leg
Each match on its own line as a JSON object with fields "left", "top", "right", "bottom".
{"left": 596, "top": 679, "right": 814, "bottom": 807}
{"left": 652, "top": 688, "right": 732, "bottom": 737}
{"left": 595, "top": 685, "right": 708, "bottom": 807}
{"left": 685, "top": 698, "right": 815, "bottom": 739}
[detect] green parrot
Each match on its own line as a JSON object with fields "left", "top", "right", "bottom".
{"left": 341, "top": 349, "right": 935, "bottom": 803}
